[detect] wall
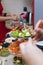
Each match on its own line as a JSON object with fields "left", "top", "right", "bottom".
{"left": 34, "top": 0, "right": 43, "bottom": 27}
{"left": 2, "top": 0, "right": 32, "bottom": 15}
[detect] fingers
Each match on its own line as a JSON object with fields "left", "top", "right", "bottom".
{"left": 13, "top": 16, "right": 19, "bottom": 21}
{"left": 33, "top": 21, "right": 43, "bottom": 40}
{"left": 11, "top": 15, "right": 19, "bottom": 21}
{"left": 35, "top": 20, "right": 43, "bottom": 30}
{"left": 33, "top": 27, "right": 43, "bottom": 41}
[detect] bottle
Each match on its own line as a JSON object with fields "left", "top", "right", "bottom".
{"left": 22, "top": 16, "right": 26, "bottom": 26}
{"left": 29, "top": 12, "right": 33, "bottom": 29}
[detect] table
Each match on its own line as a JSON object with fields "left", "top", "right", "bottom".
{"left": 0, "top": 54, "right": 15, "bottom": 65}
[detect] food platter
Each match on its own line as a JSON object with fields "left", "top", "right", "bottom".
{"left": 6, "top": 25, "right": 34, "bottom": 55}
{"left": 8, "top": 39, "right": 28, "bottom": 55}
{"left": 6, "top": 26, "right": 34, "bottom": 39}
{"left": 0, "top": 48, "right": 10, "bottom": 57}
{"left": 0, "top": 24, "right": 34, "bottom": 65}
{"left": 0, "top": 25, "right": 34, "bottom": 56}
{"left": 8, "top": 41, "right": 22, "bottom": 55}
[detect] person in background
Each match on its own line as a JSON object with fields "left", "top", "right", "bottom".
{"left": 20, "top": 20, "right": 43, "bottom": 65}
{"left": 20, "top": 7, "right": 31, "bottom": 25}
{"left": 24, "top": 7, "right": 30, "bottom": 23}
{"left": 0, "top": 0, "right": 18, "bottom": 42}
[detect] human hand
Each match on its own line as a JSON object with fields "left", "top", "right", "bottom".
{"left": 11, "top": 15, "right": 19, "bottom": 21}
{"left": 33, "top": 20, "right": 43, "bottom": 41}
{"left": 35, "top": 20, "right": 43, "bottom": 29}
{"left": 20, "top": 38, "right": 43, "bottom": 65}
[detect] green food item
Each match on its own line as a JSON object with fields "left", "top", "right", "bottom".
{"left": 15, "top": 62, "right": 21, "bottom": 65}
{"left": 11, "top": 29, "right": 32, "bottom": 38}
{"left": 21, "top": 33, "right": 25, "bottom": 38}
{"left": 12, "top": 30, "right": 19, "bottom": 37}
{"left": 13, "top": 59, "right": 25, "bottom": 65}
{"left": 25, "top": 32, "right": 31, "bottom": 37}
{"left": 13, "top": 56, "right": 25, "bottom": 65}
{"left": 19, "top": 32, "right": 26, "bottom": 38}
{"left": 0, "top": 48, "right": 10, "bottom": 56}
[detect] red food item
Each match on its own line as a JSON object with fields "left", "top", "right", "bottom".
{"left": 0, "top": 43, "right": 3, "bottom": 46}
{"left": 8, "top": 39, "right": 28, "bottom": 54}
{"left": 12, "top": 28, "right": 16, "bottom": 31}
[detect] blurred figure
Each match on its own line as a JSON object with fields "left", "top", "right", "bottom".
{"left": 23, "top": 7, "right": 30, "bottom": 23}
{"left": 0, "top": 0, "right": 18, "bottom": 42}
{"left": 20, "top": 7, "right": 32, "bottom": 25}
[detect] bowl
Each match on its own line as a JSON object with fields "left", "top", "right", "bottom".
{"left": 35, "top": 41, "right": 43, "bottom": 51}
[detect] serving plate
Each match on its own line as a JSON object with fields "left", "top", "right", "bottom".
{"left": 8, "top": 38, "right": 28, "bottom": 55}
{"left": 36, "top": 41, "right": 43, "bottom": 46}
{"left": 35, "top": 41, "right": 43, "bottom": 51}
{"left": 5, "top": 37, "right": 18, "bottom": 43}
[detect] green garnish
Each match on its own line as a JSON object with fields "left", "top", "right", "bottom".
{"left": 0, "top": 48, "right": 10, "bottom": 56}
{"left": 12, "top": 30, "right": 19, "bottom": 37}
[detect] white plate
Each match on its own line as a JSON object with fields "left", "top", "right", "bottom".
{"left": 35, "top": 41, "right": 43, "bottom": 46}
{"left": 5, "top": 37, "right": 16, "bottom": 43}
{"left": 6, "top": 31, "right": 13, "bottom": 37}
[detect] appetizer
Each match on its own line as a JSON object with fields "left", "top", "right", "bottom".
{"left": 8, "top": 39, "right": 28, "bottom": 54}
{"left": 13, "top": 56, "right": 25, "bottom": 65}
{"left": 0, "top": 48, "right": 10, "bottom": 56}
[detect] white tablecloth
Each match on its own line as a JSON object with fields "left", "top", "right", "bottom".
{"left": 0, "top": 54, "right": 15, "bottom": 65}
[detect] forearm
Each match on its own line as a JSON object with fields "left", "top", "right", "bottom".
{"left": 0, "top": 16, "right": 12, "bottom": 21}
